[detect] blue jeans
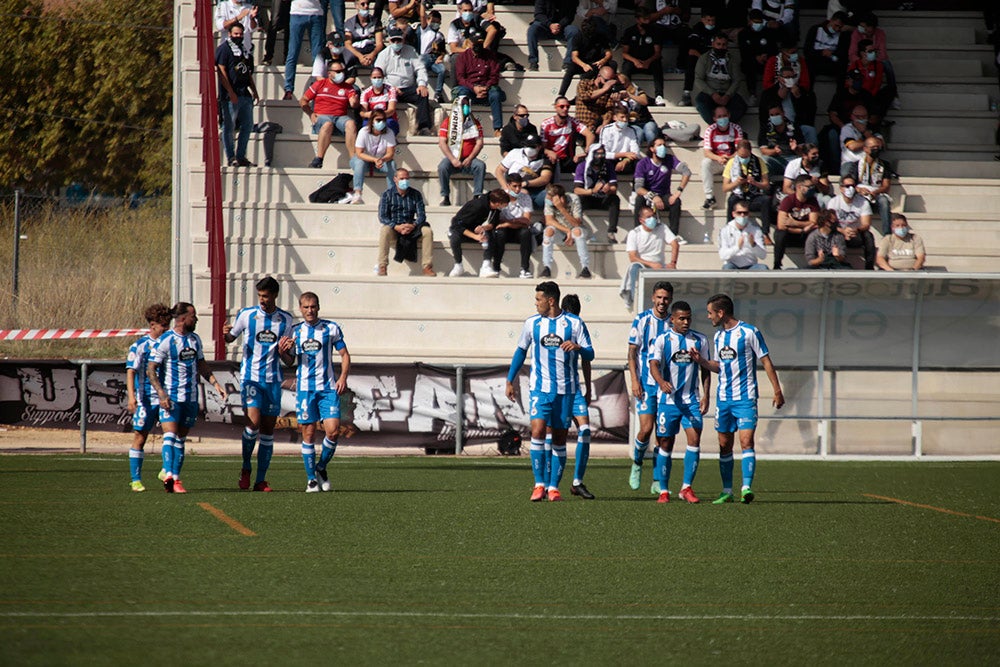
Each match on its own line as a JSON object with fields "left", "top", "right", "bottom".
{"left": 526, "top": 21, "right": 580, "bottom": 66}
{"left": 221, "top": 95, "right": 254, "bottom": 161}
{"left": 438, "top": 157, "right": 485, "bottom": 199}
{"left": 870, "top": 194, "right": 893, "bottom": 235}
{"left": 632, "top": 120, "right": 660, "bottom": 145}
{"left": 422, "top": 53, "right": 446, "bottom": 95}
{"left": 349, "top": 155, "right": 396, "bottom": 192}
{"left": 694, "top": 92, "right": 747, "bottom": 125}
{"left": 328, "top": 0, "right": 344, "bottom": 36}
{"left": 452, "top": 84, "right": 505, "bottom": 131}
{"left": 285, "top": 13, "right": 324, "bottom": 94}
{"left": 723, "top": 261, "right": 769, "bottom": 270}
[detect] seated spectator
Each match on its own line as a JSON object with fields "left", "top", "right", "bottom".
{"left": 700, "top": 106, "right": 744, "bottom": 210}
{"left": 678, "top": 9, "right": 717, "bottom": 107}
{"left": 763, "top": 39, "right": 813, "bottom": 93}
{"left": 693, "top": 33, "right": 750, "bottom": 125}
{"left": 559, "top": 17, "right": 614, "bottom": 98}
{"left": 621, "top": 8, "right": 666, "bottom": 107}
{"left": 495, "top": 173, "right": 538, "bottom": 278}
{"left": 577, "top": 0, "right": 619, "bottom": 46}
{"left": 850, "top": 11, "right": 898, "bottom": 108}
{"left": 826, "top": 174, "right": 875, "bottom": 269}
{"left": 751, "top": 0, "right": 798, "bottom": 42}
{"left": 574, "top": 66, "right": 625, "bottom": 135}
{"left": 647, "top": 0, "right": 691, "bottom": 93}
{"left": 359, "top": 68, "right": 400, "bottom": 135}
{"left": 774, "top": 173, "right": 820, "bottom": 269}
{"left": 344, "top": 0, "right": 384, "bottom": 69}
{"left": 617, "top": 74, "right": 662, "bottom": 146}
{"left": 719, "top": 200, "right": 769, "bottom": 270}
{"left": 542, "top": 183, "right": 593, "bottom": 279}
{"left": 598, "top": 107, "right": 641, "bottom": 174}
{"left": 437, "top": 96, "right": 486, "bottom": 207}
{"left": 300, "top": 61, "right": 359, "bottom": 168}
{"left": 526, "top": 0, "right": 581, "bottom": 72}
{"left": 846, "top": 136, "right": 892, "bottom": 234}
{"left": 448, "top": 0, "right": 486, "bottom": 58}
{"left": 500, "top": 105, "right": 538, "bottom": 155}
{"left": 738, "top": 9, "right": 781, "bottom": 101}
{"left": 805, "top": 209, "right": 850, "bottom": 269}
{"left": 495, "top": 133, "right": 555, "bottom": 210}
{"left": 574, "top": 144, "right": 621, "bottom": 243}
{"left": 634, "top": 137, "right": 691, "bottom": 238}
{"left": 759, "top": 63, "right": 818, "bottom": 144}
{"left": 851, "top": 39, "right": 897, "bottom": 120}
{"left": 804, "top": 11, "right": 848, "bottom": 80}
{"left": 781, "top": 142, "right": 832, "bottom": 206}
{"left": 387, "top": 0, "right": 421, "bottom": 24}
{"left": 620, "top": 206, "right": 679, "bottom": 308}
{"left": 417, "top": 10, "right": 448, "bottom": 103}
{"left": 540, "top": 96, "right": 595, "bottom": 176}
{"left": 349, "top": 109, "right": 397, "bottom": 204}
{"left": 374, "top": 26, "right": 433, "bottom": 136}
{"left": 838, "top": 104, "right": 873, "bottom": 177}
{"left": 876, "top": 213, "right": 926, "bottom": 271}
{"left": 447, "top": 189, "right": 510, "bottom": 277}
{"left": 722, "top": 139, "right": 772, "bottom": 236}
{"left": 453, "top": 27, "right": 506, "bottom": 137}
{"left": 819, "top": 70, "right": 874, "bottom": 172}
{"left": 377, "top": 168, "right": 435, "bottom": 276}
{"left": 316, "top": 32, "right": 360, "bottom": 86}
{"left": 758, "top": 104, "right": 804, "bottom": 175}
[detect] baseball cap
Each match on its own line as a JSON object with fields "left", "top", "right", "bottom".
{"left": 386, "top": 26, "right": 404, "bottom": 41}
{"left": 326, "top": 31, "right": 344, "bottom": 46}
{"left": 523, "top": 134, "right": 542, "bottom": 148}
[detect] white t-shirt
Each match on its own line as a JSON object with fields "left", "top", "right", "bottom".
{"left": 214, "top": 1, "right": 256, "bottom": 51}
{"left": 501, "top": 191, "right": 533, "bottom": 222}
{"left": 290, "top": 0, "right": 323, "bottom": 16}
{"left": 840, "top": 124, "right": 865, "bottom": 165}
{"left": 626, "top": 224, "right": 676, "bottom": 264}
{"left": 355, "top": 126, "right": 397, "bottom": 158}
{"left": 826, "top": 193, "right": 872, "bottom": 231}
{"left": 500, "top": 148, "right": 548, "bottom": 181}
{"left": 598, "top": 124, "right": 640, "bottom": 156}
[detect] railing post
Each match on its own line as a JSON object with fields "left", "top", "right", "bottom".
{"left": 454, "top": 365, "right": 464, "bottom": 455}
{"left": 12, "top": 189, "right": 22, "bottom": 309}
{"left": 79, "top": 362, "right": 89, "bottom": 453}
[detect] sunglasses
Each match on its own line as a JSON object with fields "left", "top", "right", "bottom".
{"left": 514, "top": 113, "right": 529, "bottom": 118}
{"left": 555, "top": 104, "right": 569, "bottom": 109}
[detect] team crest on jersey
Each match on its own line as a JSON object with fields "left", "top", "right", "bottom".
{"left": 256, "top": 330, "right": 278, "bottom": 344}
{"left": 301, "top": 339, "right": 322, "bottom": 354}
{"left": 719, "top": 346, "right": 736, "bottom": 361}
{"left": 541, "top": 333, "right": 564, "bottom": 348}
{"left": 179, "top": 348, "right": 197, "bottom": 361}
{"left": 672, "top": 350, "right": 692, "bottom": 364}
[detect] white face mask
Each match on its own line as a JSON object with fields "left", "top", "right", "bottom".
{"left": 734, "top": 214, "right": 749, "bottom": 228}
{"left": 781, "top": 76, "right": 796, "bottom": 87}
{"left": 615, "top": 120, "right": 627, "bottom": 129}
{"left": 332, "top": 72, "right": 346, "bottom": 83}
{"left": 843, "top": 186, "right": 856, "bottom": 199}
{"left": 525, "top": 147, "right": 539, "bottom": 159}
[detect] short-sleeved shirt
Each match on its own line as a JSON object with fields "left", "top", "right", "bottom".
{"left": 355, "top": 125, "right": 396, "bottom": 157}
{"left": 778, "top": 194, "right": 820, "bottom": 224}
{"left": 621, "top": 25, "right": 658, "bottom": 60}
{"left": 544, "top": 193, "right": 583, "bottom": 226}
{"left": 344, "top": 14, "right": 381, "bottom": 51}
{"left": 840, "top": 123, "right": 865, "bottom": 165}
{"left": 501, "top": 191, "right": 533, "bottom": 222}
{"left": 127, "top": 334, "right": 164, "bottom": 405}
{"left": 634, "top": 156, "right": 689, "bottom": 197}
{"left": 651, "top": 329, "right": 709, "bottom": 405}
{"left": 500, "top": 148, "right": 552, "bottom": 183}
{"left": 292, "top": 319, "right": 347, "bottom": 393}
{"left": 539, "top": 115, "right": 586, "bottom": 161}
{"left": 629, "top": 308, "right": 673, "bottom": 387}
{"left": 702, "top": 122, "right": 744, "bottom": 157}
{"left": 360, "top": 84, "right": 399, "bottom": 120}
{"left": 304, "top": 78, "right": 356, "bottom": 116}
{"left": 215, "top": 40, "right": 255, "bottom": 97}
{"left": 151, "top": 331, "right": 205, "bottom": 403}
{"left": 625, "top": 225, "right": 677, "bottom": 265}
{"left": 229, "top": 305, "right": 295, "bottom": 385}
{"left": 826, "top": 194, "right": 872, "bottom": 232}
{"left": 574, "top": 159, "right": 618, "bottom": 190}
{"left": 515, "top": 312, "right": 593, "bottom": 395}
{"left": 713, "top": 320, "right": 770, "bottom": 402}
{"left": 723, "top": 155, "right": 769, "bottom": 198}
{"left": 438, "top": 115, "right": 483, "bottom": 160}
{"left": 878, "top": 233, "right": 925, "bottom": 271}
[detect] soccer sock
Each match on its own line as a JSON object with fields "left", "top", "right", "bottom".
{"left": 241, "top": 428, "right": 258, "bottom": 470}
{"left": 129, "top": 448, "right": 144, "bottom": 482}
{"left": 256, "top": 435, "right": 274, "bottom": 483}
{"left": 172, "top": 438, "right": 186, "bottom": 478}
{"left": 301, "top": 443, "right": 316, "bottom": 480}
{"left": 549, "top": 444, "right": 567, "bottom": 490}
{"left": 655, "top": 447, "right": 672, "bottom": 491}
{"left": 162, "top": 433, "right": 177, "bottom": 478}
{"left": 741, "top": 449, "right": 756, "bottom": 490}
{"left": 543, "top": 434, "right": 553, "bottom": 482}
{"left": 529, "top": 438, "right": 545, "bottom": 485}
{"left": 719, "top": 453, "right": 734, "bottom": 493}
{"left": 632, "top": 437, "right": 648, "bottom": 466}
{"left": 573, "top": 425, "right": 591, "bottom": 485}
{"left": 682, "top": 446, "right": 701, "bottom": 488}
{"left": 318, "top": 437, "right": 337, "bottom": 470}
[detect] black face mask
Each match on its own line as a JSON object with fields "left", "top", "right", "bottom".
{"left": 472, "top": 44, "right": 485, "bottom": 56}
{"left": 713, "top": 48, "right": 728, "bottom": 58}
{"left": 869, "top": 148, "right": 881, "bottom": 158}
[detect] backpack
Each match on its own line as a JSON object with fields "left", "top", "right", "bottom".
{"left": 308, "top": 173, "right": 353, "bottom": 203}
{"left": 498, "top": 429, "right": 523, "bottom": 456}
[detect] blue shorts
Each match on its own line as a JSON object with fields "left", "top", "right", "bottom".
{"left": 572, "top": 389, "right": 589, "bottom": 418}
{"left": 160, "top": 401, "right": 199, "bottom": 429}
{"left": 242, "top": 380, "right": 283, "bottom": 418}
{"left": 530, "top": 391, "right": 574, "bottom": 431}
{"left": 297, "top": 389, "right": 341, "bottom": 424}
{"left": 132, "top": 401, "right": 159, "bottom": 433}
{"left": 636, "top": 383, "right": 659, "bottom": 416}
{"left": 313, "top": 114, "right": 351, "bottom": 135}
{"left": 656, "top": 401, "right": 703, "bottom": 438}
{"left": 715, "top": 399, "right": 758, "bottom": 433}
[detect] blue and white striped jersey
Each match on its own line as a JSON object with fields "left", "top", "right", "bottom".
{"left": 515, "top": 313, "right": 593, "bottom": 395}
{"left": 650, "top": 329, "right": 708, "bottom": 406}
{"left": 229, "top": 306, "right": 294, "bottom": 384}
{"left": 126, "top": 333, "right": 165, "bottom": 405}
{"left": 292, "top": 319, "right": 347, "bottom": 393}
{"left": 628, "top": 309, "right": 672, "bottom": 387}
{"left": 151, "top": 330, "right": 205, "bottom": 403}
{"left": 713, "top": 321, "right": 770, "bottom": 401}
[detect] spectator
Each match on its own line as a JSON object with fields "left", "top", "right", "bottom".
{"left": 647, "top": 1, "right": 690, "bottom": 104}
{"left": 542, "top": 183, "right": 593, "bottom": 279}
{"left": 763, "top": 39, "right": 813, "bottom": 92}
{"left": 846, "top": 136, "right": 892, "bottom": 234}
{"left": 693, "top": 33, "right": 750, "bottom": 125}
{"left": 804, "top": 11, "right": 848, "bottom": 80}
{"left": 820, "top": 70, "right": 875, "bottom": 170}
{"left": 499, "top": 105, "right": 538, "bottom": 155}
{"left": 780, "top": 142, "right": 831, "bottom": 206}
{"left": 359, "top": 68, "right": 400, "bottom": 134}
{"left": 634, "top": 137, "right": 692, "bottom": 238}
{"left": 263, "top": 0, "right": 290, "bottom": 66}
{"left": 573, "top": 65, "right": 624, "bottom": 135}
{"left": 574, "top": 143, "right": 621, "bottom": 244}
{"left": 719, "top": 200, "right": 769, "bottom": 270}
{"left": 826, "top": 174, "right": 875, "bottom": 270}
{"left": 876, "top": 213, "right": 926, "bottom": 271}
{"left": 437, "top": 95, "right": 486, "bottom": 207}
{"left": 758, "top": 104, "right": 803, "bottom": 175}
{"left": 617, "top": 73, "right": 663, "bottom": 146}
{"left": 599, "top": 106, "right": 641, "bottom": 174}
{"left": 700, "top": 106, "right": 745, "bottom": 210}
{"left": 577, "top": 0, "right": 619, "bottom": 45}
{"left": 759, "top": 61, "right": 818, "bottom": 145}
{"left": 417, "top": 9, "right": 448, "bottom": 103}
{"left": 216, "top": 0, "right": 259, "bottom": 52}
{"left": 316, "top": 32, "right": 360, "bottom": 85}
{"left": 678, "top": 9, "right": 717, "bottom": 107}
{"left": 387, "top": 0, "right": 421, "bottom": 23}
{"left": 495, "top": 133, "right": 556, "bottom": 211}
{"left": 849, "top": 12, "right": 889, "bottom": 67}
{"left": 721, "top": 139, "right": 772, "bottom": 236}
{"left": 751, "top": 0, "right": 798, "bottom": 41}
{"left": 453, "top": 27, "right": 506, "bottom": 137}
{"left": 344, "top": 0, "right": 384, "bottom": 69}
{"left": 526, "top": 0, "right": 581, "bottom": 72}
{"left": 851, "top": 39, "right": 897, "bottom": 120}
{"left": 559, "top": 17, "right": 614, "bottom": 98}
{"left": 620, "top": 206, "right": 679, "bottom": 308}
{"left": 374, "top": 26, "right": 433, "bottom": 136}
{"left": 300, "top": 60, "right": 359, "bottom": 168}
{"left": 216, "top": 23, "right": 260, "bottom": 168}
{"left": 805, "top": 209, "right": 850, "bottom": 269}
{"left": 377, "top": 168, "right": 435, "bottom": 276}
{"left": 839, "top": 104, "right": 872, "bottom": 177}
{"left": 774, "top": 173, "right": 820, "bottom": 269}
{"left": 448, "top": 0, "right": 485, "bottom": 57}
{"left": 283, "top": 0, "right": 325, "bottom": 100}
{"left": 621, "top": 8, "right": 667, "bottom": 107}
{"left": 349, "top": 109, "right": 396, "bottom": 204}
{"left": 494, "top": 173, "right": 538, "bottom": 278}
{"left": 447, "top": 189, "right": 510, "bottom": 277}
{"left": 540, "top": 96, "right": 595, "bottom": 176}
{"left": 738, "top": 9, "right": 781, "bottom": 101}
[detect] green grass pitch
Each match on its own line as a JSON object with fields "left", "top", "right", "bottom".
{"left": 1, "top": 455, "right": 998, "bottom": 665}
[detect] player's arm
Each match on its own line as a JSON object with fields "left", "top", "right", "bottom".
{"left": 335, "top": 345, "right": 351, "bottom": 395}
{"left": 581, "top": 358, "right": 592, "bottom": 404}
{"left": 688, "top": 348, "right": 720, "bottom": 373}
{"left": 223, "top": 313, "right": 243, "bottom": 344}
{"left": 699, "top": 365, "right": 711, "bottom": 415}
{"left": 627, "top": 343, "right": 643, "bottom": 397}
{"left": 505, "top": 345, "right": 528, "bottom": 401}
{"left": 649, "top": 358, "right": 673, "bottom": 394}
{"left": 760, "top": 354, "right": 784, "bottom": 409}
{"left": 278, "top": 336, "right": 296, "bottom": 367}
{"left": 197, "top": 359, "right": 227, "bottom": 401}
{"left": 147, "top": 360, "right": 171, "bottom": 411}
{"left": 125, "top": 368, "right": 137, "bottom": 414}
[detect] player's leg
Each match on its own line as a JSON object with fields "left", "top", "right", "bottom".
{"left": 240, "top": 383, "right": 264, "bottom": 489}
{"left": 654, "top": 403, "right": 680, "bottom": 502}
{"left": 546, "top": 394, "right": 575, "bottom": 500}
{"left": 713, "top": 402, "right": 736, "bottom": 503}
{"left": 128, "top": 403, "right": 153, "bottom": 491}
{"left": 735, "top": 400, "right": 760, "bottom": 503}
{"left": 298, "top": 391, "right": 321, "bottom": 492}
{"left": 630, "top": 388, "right": 656, "bottom": 491}
{"left": 159, "top": 405, "right": 181, "bottom": 492}
{"left": 315, "top": 389, "right": 343, "bottom": 492}
{"left": 168, "top": 407, "right": 195, "bottom": 494}
{"left": 528, "top": 392, "right": 551, "bottom": 500}
{"left": 252, "top": 382, "right": 283, "bottom": 492}
{"left": 571, "top": 406, "right": 594, "bottom": 499}
{"left": 543, "top": 428, "right": 553, "bottom": 485}
{"left": 679, "top": 404, "right": 704, "bottom": 503}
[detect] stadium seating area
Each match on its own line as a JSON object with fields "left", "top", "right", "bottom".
{"left": 175, "top": 1, "right": 998, "bottom": 365}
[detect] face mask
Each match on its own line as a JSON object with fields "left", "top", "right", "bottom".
{"left": 472, "top": 44, "right": 485, "bottom": 56}
{"left": 737, "top": 155, "right": 750, "bottom": 165}
{"left": 332, "top": 46, "right": 344, "bottom": 55}
{"left": 391, "top": 42, "right": 403, "bottom": 53}
{"left": 781, "top": 76, "right": 796, "bottom": 87}
{"left": 893, "top": 226, "right": 909, "bottom": 238}
{"left": 865, "top": 51, "right": 876, "bottom": 62}
{"left": 716, "top": 117, "right": 730, "bottom": 129}
{"left": 788, "top": 52, "right": 799, "bottom": 63}
{"left": 332, "top": 72, "right": 346, "bottom": 83}
{"left": 769, "top": 114, "right": 784, "bottom": 125}
{"left": 374, "top": 120, "right": 386, "bottom": 131}
{"left": 751, "top": 21, "right": 763, "bottom": 32}
{"left": 507, "top": 189, "right": 519, "bottom": 197}
{"left": 654, "top": 145, "right": 668, "bottom": 159}
{"left": 594, "top": 153, "right": 606, "bottom": 163}
{"left": 462, "top": 104, "right": 471, "bottom": 116}
{"left": 525, "top": 147, "right": 539, "bottom": 159}
{"left": 869, "top": 147, "right": 881, "bottom": 158}
{"left": 643, "top": 217, "right": 658, "bottom": 230}
{"left": 843, "top": 186, "right": 856, "bottom": 199}
{"left": 359, "top": 8, "right": 371, "bottom": 17}
{"left": 461, "top": 11, "right": 474, "bottom": 22}
{"left": 371, "top": 77, "right": 384, "bottom": 88}
{"left": 854, "top": 118, "right": 868, "bottom": 128}
{"left": 734, "top": 215, "right": 748, "bottom": 228}
{"left": 430, "top": 22, "right": 440, "bottom": 31}
{"left": 712, "top": 48, "right": 727, "bottom": 58}
{"left": 704, "top": 23, "right": 715, "bottom": 31}
{"left": 397, "top": 179, "right": 409, "bottom": 191}
{"left": 516, "top": 116, "right": 528, "bottom": 128}
{"left": 615, "top": 120, "right": 627, "bottom": 130}
{"left": 857, "top": 25, "right": 867, "bottom": 34}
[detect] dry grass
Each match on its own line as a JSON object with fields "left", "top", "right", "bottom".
{"left": 0, "top": 199, "right": 170, "bottom": 359}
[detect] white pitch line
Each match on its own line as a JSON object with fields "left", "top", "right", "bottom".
{"left": 0, "top": 610, "right": 996, "bottom": 622}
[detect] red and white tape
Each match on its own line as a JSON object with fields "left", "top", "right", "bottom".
{"left": 0, "top": 328, "right": 147, "bottom": 341}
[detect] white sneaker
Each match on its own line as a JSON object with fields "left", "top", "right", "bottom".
{"left": 628, "top": 191, "right": 637, "bottom": 207}
{"left": 747, "top": 94, "right": 758, "bottom": 106}
{"left": 336, "top": 193, "right": 353, "bottom": 205}
{"left": 675, "top": 235, "right": 688, "bottom": 245}
{"left": 891, "top": 97, "right": 902, "bottom": 110}
{"left": 518, "top": 269, "right": 533, "bottom": 279}
{"left": 479, "top": 264, "right": 500, "bottom": 278}
{"left": 449, "top": 264, "right": 465, "bottom": 277}
{"left": 306, "top": 479, "right": 321, "bottom": 493}
{"left": 654, "top": 95, "right": 666, "bottom": 107}
{"left": 350, "top": 191, "right": 364, "bottom": 205}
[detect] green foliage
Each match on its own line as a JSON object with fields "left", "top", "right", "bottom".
{"left": 0, "top": 0, "right": 173, "bottom": 194}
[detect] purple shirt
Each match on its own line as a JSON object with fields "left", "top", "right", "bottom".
{"left": 573, "top": 159, "right": 618, "bottom": 189}
{"left": 634, "top": 156, "right": 689, "bottom": 197}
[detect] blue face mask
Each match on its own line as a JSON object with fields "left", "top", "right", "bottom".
{"left": 716, "top": 117, "right": 730, "bottom": 129}
{"left": 751, "top": 21, "right": 764, "bottom": 32}
{"left": 374, "top": 120, "right": 387, "bottom": 131}
{"left": 865, "top": 51, "right": 877, "bottom": 62}
{"left": 738, "top": 155, "right": 750, "bottom": 165}
{"left": 462, "top": 105, "right": 471, "bottom": 116}
{"left": 654, "top": 145, "right": 668, "bottom": 159}
{"left": 429, "top": 22, "right": 440, "bottom": 31}
{"left": 893, "top": 226, "right": 909, "bottom": 238}
{"left": 461, "top": 11, "right": 474, "bottom": 23}
{"left": 371, "top": 77, "right": 384, "bottom": 88}
{"left": 643, "top": 217, "right": 658, "bottom": 230}
{"left": 789, "top": 52, "right": 799, "bottom": 63}
{"left": 397, "top": 179, "right": 409, "bottom": 191}
{"left": 391, "top": 42, "right": 403, "bottom": 53}
{"left": 769, "top": 114, "right": 784, "bottom": 125}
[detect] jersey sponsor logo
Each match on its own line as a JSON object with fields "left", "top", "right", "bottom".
{"left": 179, "top": 348, "right": 197, "bottom": 362}
{"left": 256, "top": 330, "right": 278, "bottom": 344}
{"left": 301, "top": 339, "right": 322, "bottom": 354}
{"left": 718, "top": 346, "right": 737, "bottom": 361}
{"left": 672, "top": 350, "right": 693, "bottom": 364}
{"left": 541, "top": 333, "right": 564, "bottom": 348}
